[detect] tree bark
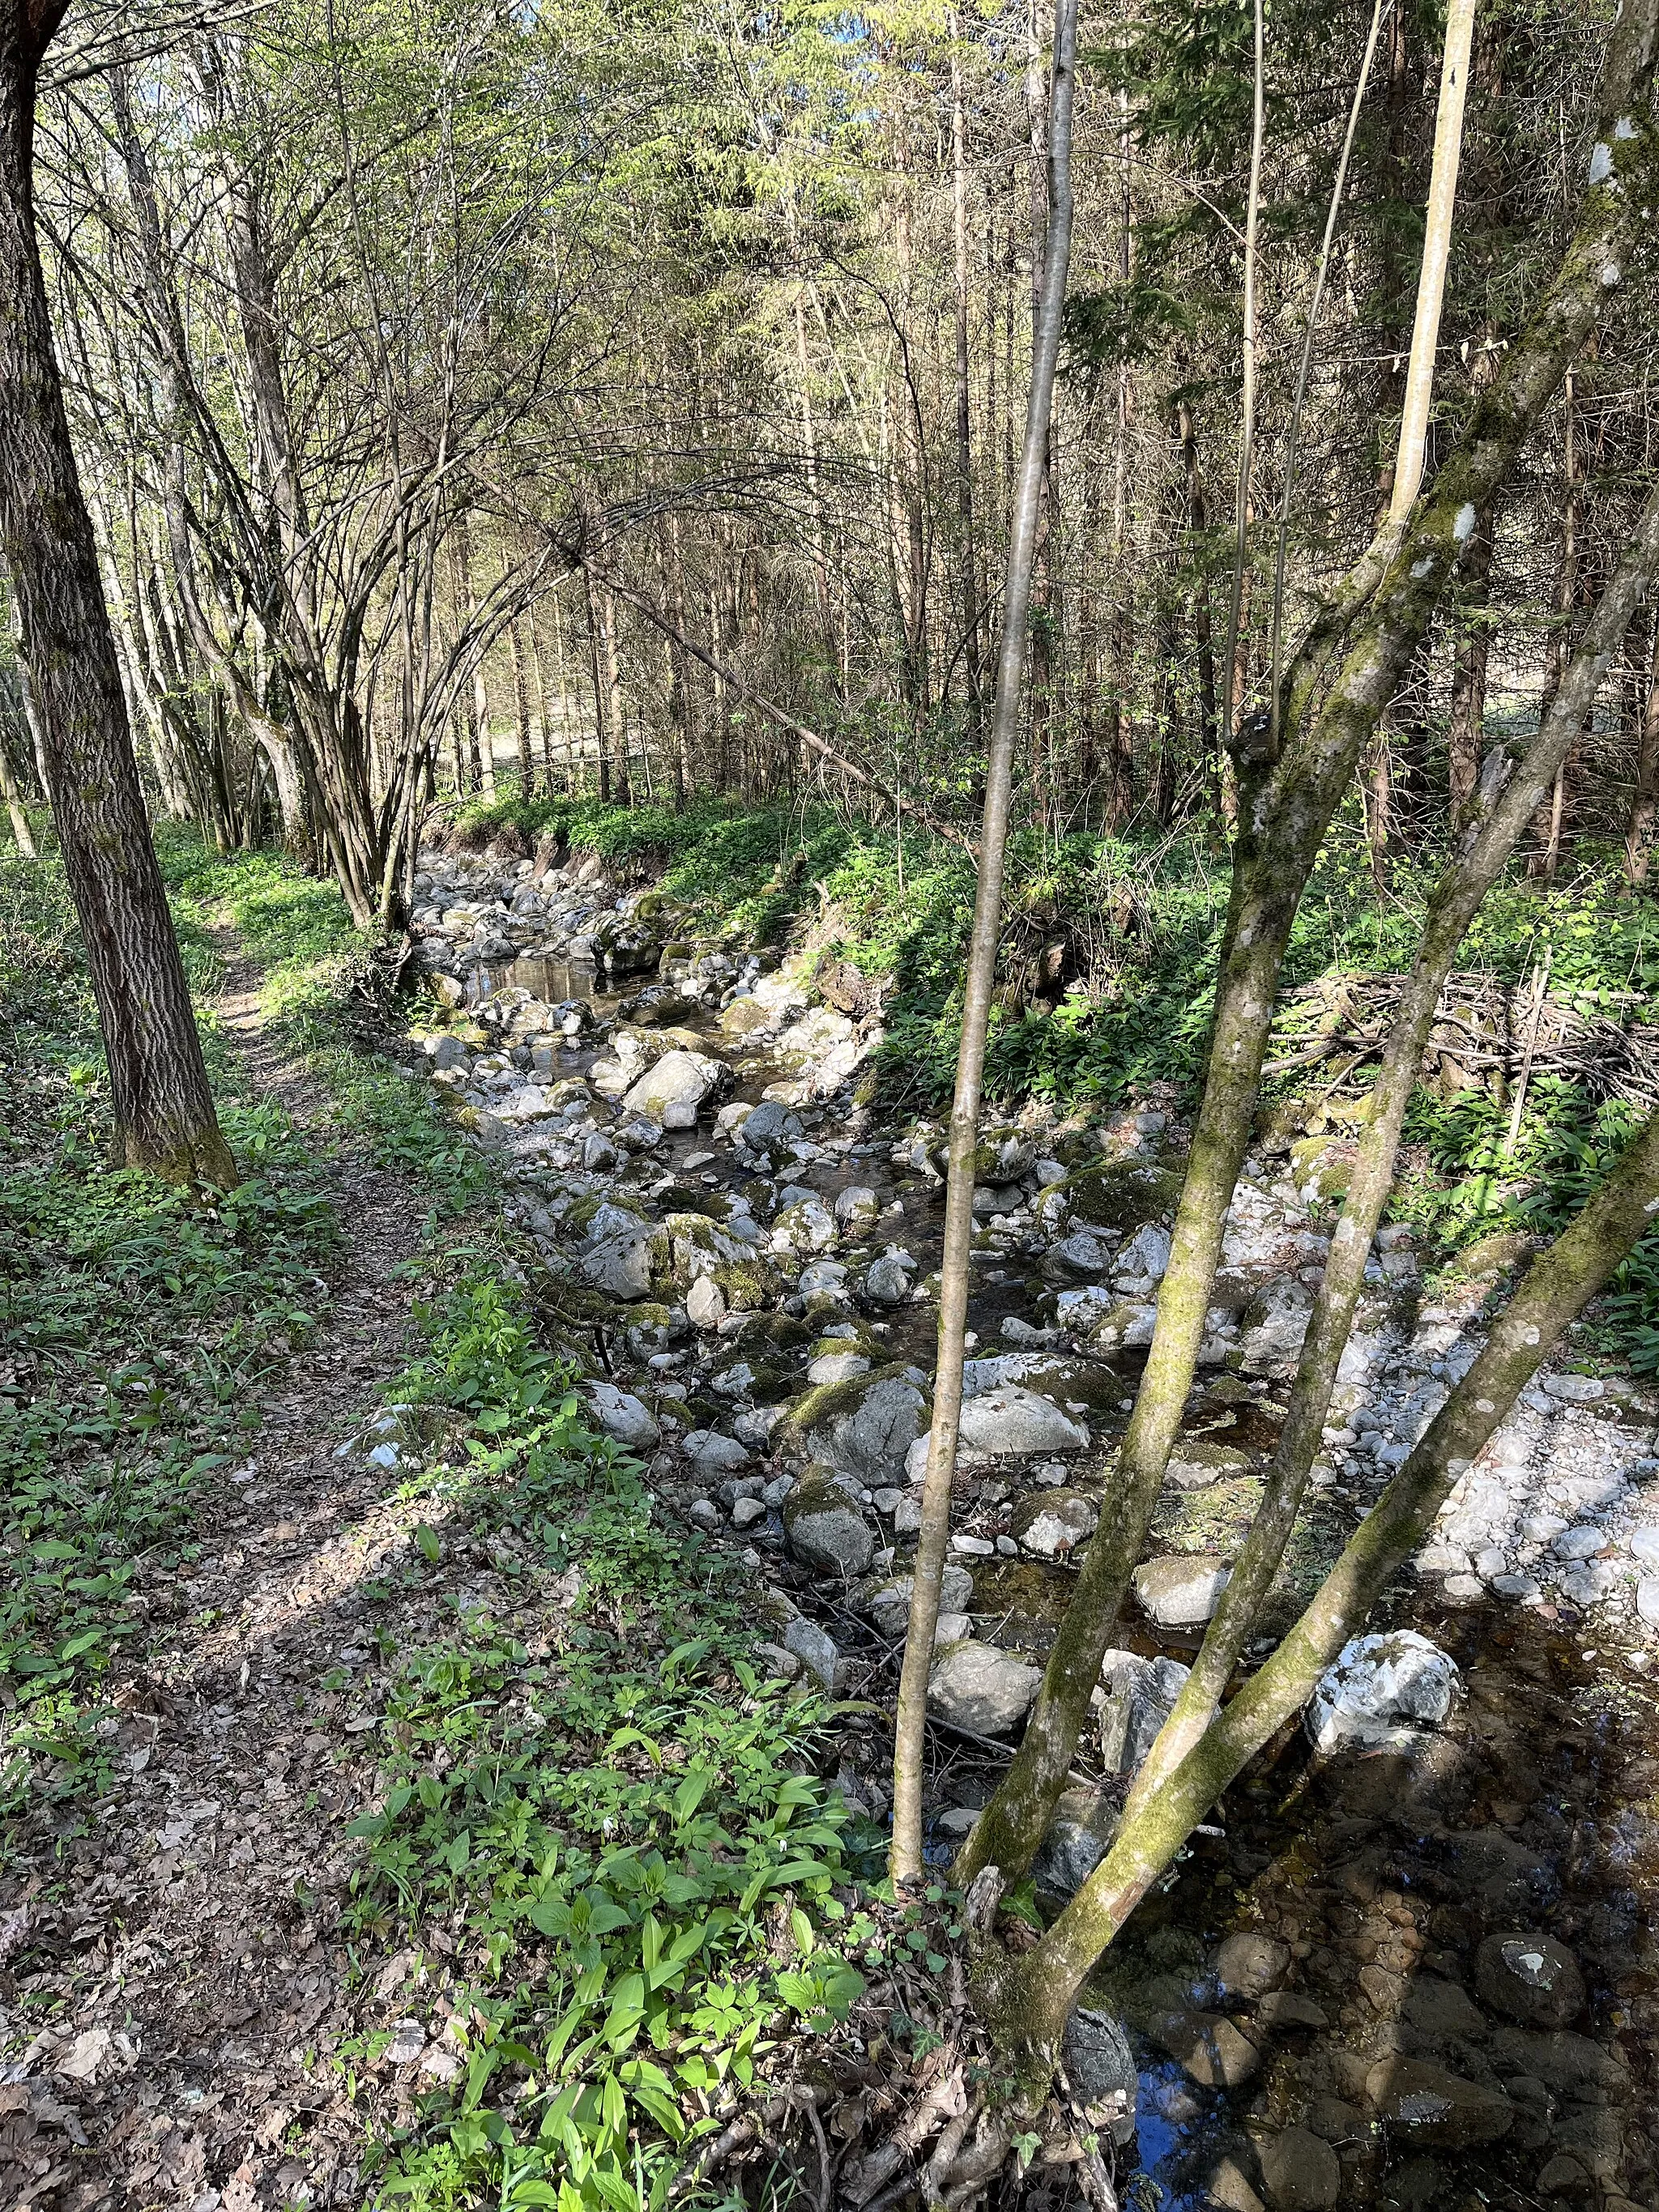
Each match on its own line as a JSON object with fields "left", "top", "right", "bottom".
{"left": 993, "top": 1100, "right": 1659, "bottom": 2065}
{"left": 0, "top": 14, "right": 236, "bottom": 1191}
{"left": 1627, "top": 607, "right": 1659, "bottom": 882}
{"left": 890, "top": 0, "right": 1078, "bottom": 1889}
{"left": 956, "top": 0, "right": 1659, "bottom": 1891}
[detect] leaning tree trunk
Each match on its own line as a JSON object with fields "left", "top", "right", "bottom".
{"left": 991, "top": 1100, "right": 1659, "bottom": 2069}
{"left": 956, "top": 0, "right": 1659, "bottom": 1891}
{"left": 889, "top": 0, "right": 1079, "bottom": 1888}
{"left": 0, "top": 15, "right": 236, "bottom": 1193}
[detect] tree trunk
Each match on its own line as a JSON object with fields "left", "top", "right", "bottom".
{"left": 994, "top": 1100, "right": 1659, "bottom": 2066}
{"left": 891, "top": 0, "right": 1078, "bottom": 1889}
{"left": 510, "top": 613, "right": 535, "bottom": 798}
{"left": 1627, "top": 607, "right": 1659, "bottom": 883}
{"left": 950, "top": 18, "right": 982, "bottom": 740}
{"left": 1447, "top": 498, "right": 1495, "bottom": 825}
{"left": 956, "top": 0, "right": 1659, "bottom": 1892}
{"left": 0, "top": 20, "right": 236, "bottom": 1191}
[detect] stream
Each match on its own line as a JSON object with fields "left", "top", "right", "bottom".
{"left": 404, "top": 841, "right": 1659, "bottom": 2212}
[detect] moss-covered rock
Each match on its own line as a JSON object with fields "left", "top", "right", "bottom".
{"left": 710, "top": 1257, "right": 781, "bottom": 1311}
{"left": 782, "top": 1465, "right": 876, "bottom": 1577}
{"left": 780, "top": 1362, "right": 931, "bottom": 1485}
{"left": 1046, "top": 1160, "right": 1183, "bottom": 1233}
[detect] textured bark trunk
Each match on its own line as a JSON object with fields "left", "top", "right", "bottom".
{"left": 0, "top": 24, "right": 235, "bottom": 1191}
{"left": 950, "top": 20, "right": 982, "bottom": 741}
{"left": 1627, "top": 611, "right": 1659, "bottom": 883}
{"left": 890, "top": 0, "right": 1078, "bottom": 1889}
{"left": 1, "top": 720, "right": 35, "bottom": 855}
{"left": 601, "top": 588, "right": 629, "bottom": 806}
{"left": 510, "top": 614, "right": 535, "bottom": 798}
{"left": 957, "top": 0, "right": 1659, "bottom": 1893}
{"left": 1447, "top": 497, "right": 1495, "bottom": 825}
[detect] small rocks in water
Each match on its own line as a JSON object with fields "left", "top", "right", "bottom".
{"left": 781, "top": 1615, "right": 841, "bottom": 1691}
{"left": 586, "top": 1383, "right": 660, "bottom": 1450}
{"left": 783, "top": 1467, "right": 875, "bottom": 1577}
{"left": 1098, "top": 1649, "right": 1188, "bottom": 1774}
{"left": 1306, "top": 1630, "right": 1460, "bottom": 1754}
{"left": 958, "top": 1384, "right": 1088, "bottom": 1457}
{"left": 1363, "top": 2055, "right": 1512, "bottom": 2148}
{"left": 1258, "top": 2125, "right": 1340, "bottom": 2212}
{"left": 686, "top": 1274, "right": 727, "bottom": 1331}
{"left": 928, "top": 1640, "right": 1041, "bottom": 1734}
{"left": 1144, "top": 2001, "right": 1261, "bottom": 2089}
{"left": 1473, "top": 1931, "right": 1584, "bottom": 2028}
{"left": 1061, "top": 2005, "right": 1137, "bottom": 2146}
{"left": 1205, "top": 2156, "right": 1266, "bottom": 2212}
{"left": 1132, "top": 1554, "right": 1231, "bottom": 1627}
{"left": 1012, "top": 1489, "right": 1098, "bottom": 1559}
{"left": 1212, "top": 1931, "right": 1290, "bottom": 2002}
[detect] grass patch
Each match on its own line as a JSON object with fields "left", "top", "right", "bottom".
{"left": 342, "top": 1247, "right": 883, "bottom": 2210}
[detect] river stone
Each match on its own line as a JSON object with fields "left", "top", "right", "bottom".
{"left": 864, "top": 1564, "right": 973, "bottom": 1639}
{"left": 1166, "top": 1434, "right": 1257, "bottom": 1490}
{"left": 783, "top": 1467, "right": 874, "bottom": 1577}
{"left": 834, "top": 1185, "right": 881, "bottom": 1231}
{"left": 1259, "top": 2127, "right": 1340, "bottom": 2212}
{"left": 1550, "top": 1524, "right": 1606, "bottom": 1561}
{"left": 807, "top": 1350, "right": 871, "bottom": 1387}
{"left": 1627, "top": 1523, "right": 1659, "bottom": 1566}
{"left": 1012, "top": 1488, "right": 1098, "bottom": 1559}
{"left": 1115, "top": 1221, "right": 1172, "bottom": 1285}
{"left": 581, "top": 1226, "right": 655, "bottom": 1301}
{"left": 1474, "top": 1933, "right": 1584, "bottom": 2028}
{"left": 586, "top": 1383, "right": 660, "bottom": 1450}
{"left": 928, "top": 1640, "right": 1041, "bottom": 1734}
{"left": 620, "top": 1047, "right": 724, "bottom": 1128}
{"left": 1043, "top": 1230, "right": 1116, "bottom": 1284}
{"left": 1089, "top": 1300, "right": 1158, "bottom": 1351}
{"left": 1212, "top": 1932, "right": 1290, "bottom": 2002}
{"left": 1364, "top": 2056, "right": 1513, "bottom": 2148}
{"left": 1306, "top": 1630, "right": 1461, "bottom": 1754}
{"left": 682, "top": 1430, "right": 750, "bottom": 1473}
{"left": 781, "top": 1615, "right": 840, "bottom": 1692}
{"left": 735, "top": 1097, "right": 804, "bottom": 1163}
{"left": 862, "top": 1251, "right": 915, "bottom": 1305}
{"left": 1142, "top": 2001, "right": 1262, "bottom": 2090}
{"left": 793, "top": 1370, "right": 929, "bottom": 1485}
{"left": 1061, "top": 2006, "right": 1137, "bottom": 2146}
{"left": 1132, "top": 1554, "right": 1231, "bottom": 1627}
{"left": 1098, "top": 1649, "right": 1189, "bottom": 1774}
{"left": 1239, "top": 1278, "right": 1315, "bottom": 1373}
{"left": 1032, "top": 1785, "right": 1119, "bottom": 1908}
{"left": 958, "top": 1384, "right": 1088, "bottom": 1457}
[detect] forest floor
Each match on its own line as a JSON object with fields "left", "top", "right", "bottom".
{"left": 2, "top": 940, "right": 448, "bottom": 2206}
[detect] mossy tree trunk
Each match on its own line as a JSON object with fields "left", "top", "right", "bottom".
{"left": 991, "top": 1101, "right": 1659, "bottom": 2065}
{"left": 956, "top": 0, "right": 1659, "bottom": 1891}
{"left": 1126, "top": 468, "right": 1659, "bottom": 1817}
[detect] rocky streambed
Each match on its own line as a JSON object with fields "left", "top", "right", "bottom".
{"left": 397, "top": 837, "right": 1659, "bottom": 2211}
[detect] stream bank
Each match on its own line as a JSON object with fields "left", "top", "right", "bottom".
{"left": 395, "top": 833, "right": 1659, "bottom": 2212}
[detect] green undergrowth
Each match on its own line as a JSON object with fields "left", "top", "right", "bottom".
{"left": 0, "top": 851, "right": 342, "bottom": 1809}
{"left": 343, "top": 1247, "right": 883, "bottom": 2210}
{"left": 445, "top": 791, "right": 1659, "bottom": 1118}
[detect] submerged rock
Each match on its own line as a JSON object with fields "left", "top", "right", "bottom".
{"left": 1364, "top": 2056, "right": 1512, "bottom": 2148}
{"left": 1473, "top": 1932, "right": 1584, "bottom": 2029}
{"left": 1306, "top": 1630, "right": 1461, "bottom": 1754}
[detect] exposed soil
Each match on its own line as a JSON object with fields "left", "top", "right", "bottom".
{"left": 2, "top": 958, "right": 446, "bottom": 2210}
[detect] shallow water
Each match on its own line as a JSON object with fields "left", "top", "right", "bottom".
{"left": 467, "top": 953, "right": 597, "bottom": 1004}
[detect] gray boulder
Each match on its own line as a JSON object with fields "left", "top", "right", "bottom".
{"left": 1098, "top": 1649, "right": 1190, "bottom": 1773}
{"left": 1132, "top": 1554, "right": 1231, "bottom": 1627}
{"left": 958, "top": 1385, "right": 1088, "bottom": 1457}
{"left": 781, "top": 1616, "right": 842, "bottom": 1692}
{"left": 1306, "top": 1630, "right": 1461, "bottom": 1754}
{"left": 1034, "top": 1784, "right": 1120, "bottom": 1907}
{"left": 586, "top": 1383, "right": 660, "bottom": 1450}
{"left": 783, "top": 1467, "right": 876, "bottom": 1578}
{"left": 1239, "top": 1278, "right": 1315, "bottom": 1374}
{"left": 621, "top": 1047, "right": 724, "bottom": 1128}
{"left": 1062, "top": 2006, "right": 1137, "bottom": 2146}
{"left": 928, "top": 1640, "right": 1041, "bottom": 1734}
{"left": 581, "top": 1227, "right": 655, "bottom": 1302}
{"left": 1012, "top": 1489, "right": 1098, "bottom": 1560}
{"left": 790, "top": 1368, "right": 929, "bottom": 1486}
{"left": 862, "top": 1251, "right": 916, "bottom": 1306}
{"left": 1043, "top": 1231, "right": 1116, "bottom": 1285}
{"left": 865, "top": 1564, "right": 973, "bottom": 1639}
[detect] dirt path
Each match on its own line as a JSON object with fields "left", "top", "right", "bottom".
{"left": 3, "top": 954, "right": 440, "bottom": 2212}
